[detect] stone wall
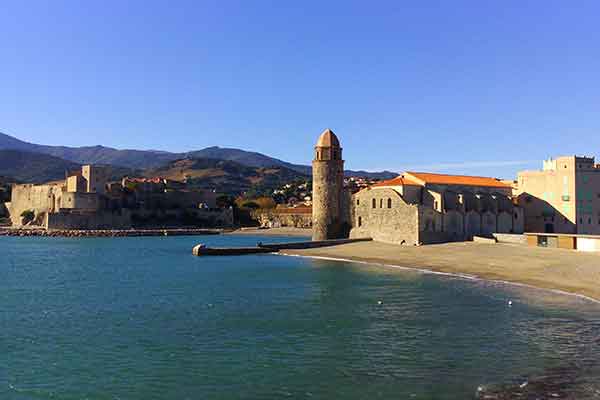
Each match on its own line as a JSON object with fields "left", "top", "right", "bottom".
{"left": 312, "top": 158, "right": 344, "bottom": 240}
{"left": 131, "top": 207, "right": 233, "bottom": 228}
{"left": 0, "top": 202, "right": 7, "bottom": 217}
{"left": 350, "top": 187, "right": 419, "bottom": 245}
{"left": 194, "top": 207, "right": 234, "bottom": 227}
{"left": 46, "top": 210, "right": 132, "bottom": 230}
{"left": 254, "top": 209, "right": 312, "bottom": 228}
{"left": 9, "top": 184, "right": 63, "bottom": 225}
{"left": 60, "top": 192, "right": 102, "bottom": 210}
{"left": 497, "top": 211, "right": 513, "bottom": 233}
{"left": 492, "top": 233, "right": 527, "bottom": 245}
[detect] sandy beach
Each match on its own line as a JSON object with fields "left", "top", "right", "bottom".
{"left": 228, "top": 227, "right": 312, "bottom": 237}
{"left": 280, "top": 241, "right": 600, "bottom": 302}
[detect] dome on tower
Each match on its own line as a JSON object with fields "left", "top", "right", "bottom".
{"left": 316, "top": 128, "right": 340, "bottom": 148}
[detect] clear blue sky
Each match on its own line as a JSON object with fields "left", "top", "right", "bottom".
{"left": 1, "top": 1, "right": 599, "bottom": 178}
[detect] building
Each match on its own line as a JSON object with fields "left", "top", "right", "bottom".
{"left": 312, "top": 129, "right": 347, "bottom": 240}
{"left": 9, "top": 165, "right": 111, "bottom": 226}
{"left": 349, "top": 172, "right": 524, "bottom": 245}
{"left": 7, "top": 165, "right": 231, "bottom": 229}
{"left": 516, "top": 156, "right": 600, "bottom": 234}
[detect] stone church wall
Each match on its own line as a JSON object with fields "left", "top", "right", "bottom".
{"left": 350, "top": 188, "right": 419, "bottom": 245}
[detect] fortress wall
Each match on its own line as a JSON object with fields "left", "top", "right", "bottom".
{"left": 60, "top": 192, "right": 102, "bottom": 210}
{"left": 8, "top": 184, "right": 63, "bottom": 225}
{"left": 46, "top": 210, "right": 132, "bottom": 230}
{"left": 193, "top": 207, "right": 234, "bottom": 227}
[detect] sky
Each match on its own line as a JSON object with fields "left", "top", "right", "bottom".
{"left": 1, "top": 0, "right": 599, "bottom": 178}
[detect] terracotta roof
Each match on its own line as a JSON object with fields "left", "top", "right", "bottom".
{"left": 371, "top": 176, "right": 422, "bottom": 187}
{"left": 405, "top": 171, "right": 511, "bottom": 188}
{"left": 273, "top": 206, "right": 312, "bottom": 214}
{"left": 315, "top": 128, "right": 340, "bottom": 148}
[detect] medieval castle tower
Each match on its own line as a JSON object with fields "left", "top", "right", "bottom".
{"left": 312, "top": 128, "right": 344, "bottom": 241}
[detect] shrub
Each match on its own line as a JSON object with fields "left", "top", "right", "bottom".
{"left": 20, "top": 210, "right": 35, "bottom": 223}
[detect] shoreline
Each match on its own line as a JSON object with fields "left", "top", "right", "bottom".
{"left": 226, "top": 227, "right": 312, "bottom": 237}
{"left": 279, "top": 241, "right": 600, "bottom": 303}
{"left": 0, "top": 227, "right": 223, "bottom": 238}
{"left": 280, "top": 252, "right": 600, "bottom": 305}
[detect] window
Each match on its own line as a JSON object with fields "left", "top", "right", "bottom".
{"left": 514, "top": 213, "right": 518, "bottom": 219}
{"left": 387, "top": 198, "right": 392, "bottom": 208}
{"left": 579, "top": 218, "right": 583, "bottom": 224}
{"left": 380, "top": 199, "right": 383, "bottom": 208}
{"left": 434, "top": 200, "right": 438, "bottom": 210}
{"left": 356, "top": 199, "right": 360, "bottom": 206}
{"left": 589, "top": 218, "right": 592, "bottom": 224}
{"left": 358, "top": 216, "right": 362, "bottom": 227}
{"left": 372, "top": 199, "right": 376, "bottom": 209}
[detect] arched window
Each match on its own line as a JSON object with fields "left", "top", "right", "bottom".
{"left": 380, "top": 199, "right": 383, "bottom": 208}
{"left": 358, "top": 216, "right": 362, "bottom": 227}
{"left": 372, "top": 198, "right": 376, "bottom": 208}
{"left": 387, "top": 198, "right": 392, "bottom": 208}
{"left": 356, "top": 199, "right": 360, "bottom": 206}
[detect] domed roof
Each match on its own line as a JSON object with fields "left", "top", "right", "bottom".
{"left": 315, "top": 128, "right": 340, "bottom": 148}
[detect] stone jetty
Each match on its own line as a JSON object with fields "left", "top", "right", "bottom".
{"left": 0, "top": 228, "right": 223, "bottom": 238}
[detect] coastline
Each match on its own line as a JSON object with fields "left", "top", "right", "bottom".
{"left": 0, "top": 227, "right": 223, "bottom": 238}
{"left": 227, "top": 227, "right": 312, "bottom": 237}
{"left": 279, "top": 241, "right": 600, "bottom": 302}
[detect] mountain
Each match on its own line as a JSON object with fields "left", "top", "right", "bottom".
{"left": 0, "top": 149, "right": 136, "bottom": 184}
{"left": 0, "top": 131, "right": 397, "bottom": 178}
{"left": 0, "top": 150, "right": 81, "bottom": 183}
{"left": 145, "top": 157, "right": 308, "bottom": 195}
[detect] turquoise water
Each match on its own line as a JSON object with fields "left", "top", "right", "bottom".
{"left": 1, "top": 235, "right": 599, "bottom": 399}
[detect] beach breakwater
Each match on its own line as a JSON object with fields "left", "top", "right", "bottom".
{"left": 0, "top": 228, "right": 223, "bottom": 238}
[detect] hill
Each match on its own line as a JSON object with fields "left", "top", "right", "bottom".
{"left": 0, "top": 150, "right": 136, "bottom": 184}
{"left": 145, "top": 157, "right": 308, "bottom": 196}
{"left": 0, "top": 150, "right": 81, "bottom": 183}
{"left": 0, "top": 131, "right": 396, "bottom": 179}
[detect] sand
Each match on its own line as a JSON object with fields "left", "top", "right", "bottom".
{"left": 280, "top": 241, "right": 600, "bottom": 302}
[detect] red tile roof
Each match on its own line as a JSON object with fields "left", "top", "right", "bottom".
{"left": 405, "top": 172, "right": 511, "bottom": 188}
{"left": 371, "top": 176, "right": 422, "bottom": 187}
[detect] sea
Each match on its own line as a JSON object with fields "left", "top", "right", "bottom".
{"left": 1, "top": 234, "right": 599, "bottom": 399}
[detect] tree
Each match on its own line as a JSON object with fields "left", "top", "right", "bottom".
{"left": 20, "top": 210, "right": 34, "bottom": 224}
{"left": 241, "top": 201, "right": 260, "bottom": 210}
{"left": 254, "top": 197, "right": 276, "bottom": 209}
{"left": 216, "top": 195, "right": 235, "bottom": 209}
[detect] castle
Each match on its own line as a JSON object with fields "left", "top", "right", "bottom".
{"left": 311, "top": 129, "right": 525, "bottom": 245}
{"left": 7, "top": 165, "right": 232, "bottom": 229}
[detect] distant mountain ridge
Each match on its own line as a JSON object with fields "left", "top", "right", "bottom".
{"left": 0, "top": 149, "right": 136, "bottom": 184}
{"left": 0, "top": 131, "right": 397, "bottom": 179}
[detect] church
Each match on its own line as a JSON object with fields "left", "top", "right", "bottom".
{"left": 311, "top": 129, "right": 524, "bottom": 245}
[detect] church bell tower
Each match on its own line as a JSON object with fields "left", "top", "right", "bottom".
{"left": 312, "top": 128, "right": 344, "bottom": 241}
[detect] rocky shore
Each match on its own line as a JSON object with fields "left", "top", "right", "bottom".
{"left": 0, "top": 228, "right": 223, "bottom": 238}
